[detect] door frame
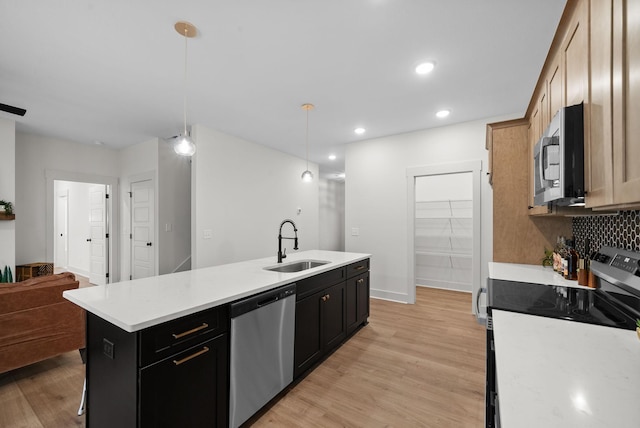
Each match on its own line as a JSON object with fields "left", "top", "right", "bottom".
{"left": 406, "top": 160, "right": 482, "bottom": 311}
{"left": 46, "top": 169, "right": 119, "bottom": 282}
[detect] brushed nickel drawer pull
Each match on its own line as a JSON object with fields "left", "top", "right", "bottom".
{"left": 172, "top": 323, "right": 209, "bottom": 340}
{"left": 354, "top": 265, "right": 365, "bottom": 270}
{"left": 173, "top": 346, "right": 209, "bottom": 366}
{"left": 357, "top": 278, "right": 364, "bottom": 284}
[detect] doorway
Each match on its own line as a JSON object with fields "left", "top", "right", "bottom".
{"left": 407, "top": 160, "right": 482, "bottom": 312}
{"left": 46, "top": 170, "right": 119, "bottom": 284}
{"left": 53, "top": 180, "right": 109, "bottom": 285}
{"left": 414, "top": 172, "right": 473, "bottom": 292}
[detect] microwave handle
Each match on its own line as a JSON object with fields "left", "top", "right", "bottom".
{"left": 538, "top": 137, "right": 549, "bottom": 183}
{"left": 539, "top": 136, "right": 554, "bottom": 181}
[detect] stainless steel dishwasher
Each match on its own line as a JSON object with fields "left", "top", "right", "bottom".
{"left": 229, "top": 283, "right": 296, "bottom": 428}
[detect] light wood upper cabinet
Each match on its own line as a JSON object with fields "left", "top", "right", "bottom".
{"left": 586, "top": 0, "right": 614, "bottom": 207}
{"left": 563, "top": 0, "right": 588, "bottom": 107}
{"left": 586, "top": 0, "right": 640, "bottom": 209}
{"left": 494, "top": 0, "right": 640, "bottom": 212}
{"left": 548, "top": 58, "right": 562, "bottom": 121}
{"left": 611, "top": 0, "right": 640, "bottom": 206}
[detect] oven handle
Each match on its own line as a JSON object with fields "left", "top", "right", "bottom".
{"left": 476, "top": 287, "right": 487, "bottom": 315}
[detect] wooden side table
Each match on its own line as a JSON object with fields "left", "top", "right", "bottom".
{"left": 16, "top": 263, "right": 54, "bottom": 282}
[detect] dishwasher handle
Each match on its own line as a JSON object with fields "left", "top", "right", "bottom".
{"left": 230, "top": 283, "right": 296, "bottom": 318}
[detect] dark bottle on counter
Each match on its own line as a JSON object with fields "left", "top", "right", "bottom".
{"left": 565, "top": 239, "right": 578, "bottom": 280}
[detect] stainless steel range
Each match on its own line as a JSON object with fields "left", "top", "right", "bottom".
{"left": 485, "top": 246, "right": 640, "bottom": 428}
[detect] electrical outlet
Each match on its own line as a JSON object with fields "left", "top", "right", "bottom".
{"left": 203, "top": 229, "right": 212, "bottom": 239}
{"left": 103, "top": 338, "right": 115, "bottom": 359}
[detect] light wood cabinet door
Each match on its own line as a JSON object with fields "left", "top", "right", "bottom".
{"left": 548, "top": 57, "right": 562, "bottom": 119}
{"left": 563, "top": 0, "right": 588, "bottom": 106}
{"left": 586, "top": 0, "right": 614, "bottom": 208}
{"left": 612, "top": 0, "right": 640, "bottom": 205}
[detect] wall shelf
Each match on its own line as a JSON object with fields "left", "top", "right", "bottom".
{"left": 0, "top": 213, "right": 15, "bottom": 220}
{"left": 415, "top": 200, "right": 472, "bottom": 291}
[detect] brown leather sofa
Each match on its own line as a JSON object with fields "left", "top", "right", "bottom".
{"left": 0, "top": 272, "right": 85, "bottom": 374}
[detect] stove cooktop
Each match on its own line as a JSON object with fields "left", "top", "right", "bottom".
{"left": 488, "top": 279, "right": 637, "bottom": 330}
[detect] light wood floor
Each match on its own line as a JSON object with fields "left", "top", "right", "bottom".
{"left": 0, "top": 286, "right": 486, "bottom": 427}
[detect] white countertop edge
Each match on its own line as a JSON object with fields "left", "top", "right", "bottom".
{"left": 64, "top": 250, "right": 371, "bottom": 333}
{"left": 488, "top": 261, "right": 592, "bottom": 289}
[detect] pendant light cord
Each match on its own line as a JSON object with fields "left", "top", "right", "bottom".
{"left": 183, "top": 28, "right": 188, "bottom": 136}
{"left": 306, "top": 107, "right": 309, "bottom": 170}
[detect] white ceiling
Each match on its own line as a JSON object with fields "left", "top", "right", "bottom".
{"left": 0, "top": 1, "right": 566, "bottom": 178}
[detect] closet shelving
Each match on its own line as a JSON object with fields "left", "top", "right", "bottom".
{"left": 415, "top": 199, "right": 472, "bottom": 291}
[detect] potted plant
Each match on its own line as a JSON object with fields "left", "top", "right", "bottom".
{"left": 541, "top": 247, "right": 553, "bottom": 267}
{"left": 0, "top": 200, "right": 14, "bottom": 215}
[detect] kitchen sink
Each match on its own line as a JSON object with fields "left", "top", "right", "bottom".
{"left": 264, "top": 260, "right": 330, "bottom": 273}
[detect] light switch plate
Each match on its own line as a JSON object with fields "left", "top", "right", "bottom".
{"left": 203, "top": 229, "right": 212, "bottom": 239}
{"left": 351, "top": 227, "right": 359, "bottom": 236}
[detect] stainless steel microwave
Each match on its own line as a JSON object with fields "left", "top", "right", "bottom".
{"left": 533, "top": 103, "right": 584, "bottom": 206}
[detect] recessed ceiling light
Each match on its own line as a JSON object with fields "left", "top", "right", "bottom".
{"left": 436, "top": 109, "right": 450, "bottom": 118}
{"left": 93, "top": 140, "right": 104, "bottom": 145}
{"left": 354, "top": 127, "right": 366, "bottom": 135}
{"left": 415, "top": 61, "right": 435, "bottom": 75}
{"left": 328, "top": 154, "right": 337, "bottom": 160}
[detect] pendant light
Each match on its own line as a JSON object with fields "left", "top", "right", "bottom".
{"left": 174, "top": 21, "right": 197, "bottom": 156}
{"left": 301, "top": 103, "right": 314, "bottom": 182}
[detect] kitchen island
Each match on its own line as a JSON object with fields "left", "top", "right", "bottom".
{"left": 64, "top": 250, "right": 371, "bottom": 428}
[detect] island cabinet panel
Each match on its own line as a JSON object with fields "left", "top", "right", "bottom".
{"left": 294, "top": 282, "right": 346, "bottom": 379}
{"left": 293, "top": 289, "right": 323, "bottom": 377}
{"left": 87, "top": 314, "right": 139, "bottom": 428}
{"left": 86, "top": 305, "right": 229, "bottom": 428}
{"left": 346, "top": 260, "right": 370, "bottom": 335}
{"left": 139, "top": 334, "right": 228, "bottom": 428}
{"left": 321, "top": 281, "right": 346, "bottom": 351}
{"left": 294, "top": 260, "right": 370, "bottom": 379}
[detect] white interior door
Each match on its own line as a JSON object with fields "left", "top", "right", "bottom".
{"left": 89, "top": 184, "right": 108, "bottom": 285}
{"left": 55, "top": 191, "right": 69, "bottom": 268}
{"left": 131, "top": 179, "right": 155, "bottom": 280}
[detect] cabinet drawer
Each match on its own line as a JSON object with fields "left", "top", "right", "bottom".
{"left": 140, "top": 305, "right": 229, "bottom": 366}
{"left": 346, "top": 259, "right": 369, "bottom": 278}
{"left": 139, "top": 334, "right": 228, "bottom": 428}
{"left": 296, "top": 267, "right": 345, "bottom": 300}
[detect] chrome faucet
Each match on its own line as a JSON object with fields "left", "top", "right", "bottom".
{"left": 278, "top": 219, "right": 298, "bottom": 263}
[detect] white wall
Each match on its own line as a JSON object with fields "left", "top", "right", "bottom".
{"left": 15, "top": 133, "right": 119, "bottom": 266}
{"left": 345, "top": 114, "right": 518, "bottom": 306}
{"left": 319, "top": 178, "right": 345, "bottom": 251}
{"left": 192, "top": 125, "right": 319, "bottom": 268}
{"left": 157, "top": 139, "right": 191, "bottom": 274}
{"left": 0, "top": 117, "right": 15, "bottom": 276}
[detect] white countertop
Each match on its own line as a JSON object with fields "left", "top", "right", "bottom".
{"left": 63, "top": 250, "right": 370, "bottom": 333}
{"left": 489, "top": 262, "right": 591, "bottom": 289}
{"left": 492, "top": 310, "right": 640, "bottom": 428}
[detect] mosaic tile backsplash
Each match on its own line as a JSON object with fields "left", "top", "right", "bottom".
{"left": 572, "top": 210, "right": 640, "bottom": 257}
